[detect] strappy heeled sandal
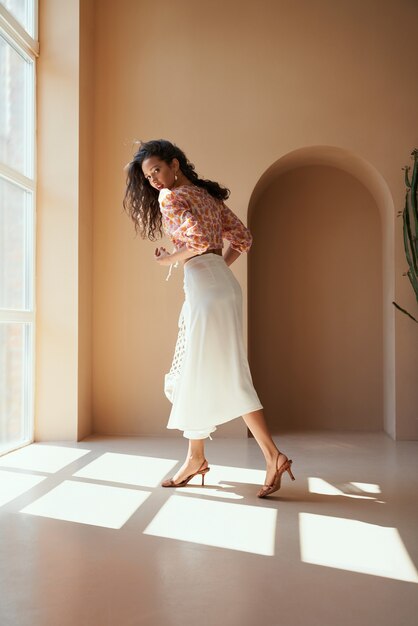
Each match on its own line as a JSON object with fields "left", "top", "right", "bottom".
{"left": 161, "top": 459, "right": 210, "bottom": 488}
{"left": 257, "top": 452, "right": 295, "bottom": 498}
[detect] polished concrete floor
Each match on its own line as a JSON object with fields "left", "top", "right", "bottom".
{"left": 0, "top": 431, "right": 417, "bottom": 626}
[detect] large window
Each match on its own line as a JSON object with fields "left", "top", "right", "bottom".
{"left": 0, "top": 0, "right": 38, "bottom": 455}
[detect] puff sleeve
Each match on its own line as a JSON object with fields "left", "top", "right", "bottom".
{"left": 221, "top": 202, "right": 253, "bottom": 253}
{"left": 159, "top": 189, "right": 211, "bottom": 254}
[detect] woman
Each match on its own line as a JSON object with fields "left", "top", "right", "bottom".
{"left": 123, "top": 139, "right": 295, "bottom": 498}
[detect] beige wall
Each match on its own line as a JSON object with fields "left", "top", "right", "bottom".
{"left": 249, "top": 165, "right": 383, "bottom": 431}
{"left": 78, "top": 0, "right": 95, "bottom": 440}
{"left": 36, "top": 0, "right": 418, "bottom": 441}
{"left": 36, "top": 0, "right": 94, "bottom": 441}
{"left": 36, "top": 0, "right": 80, "bottom": 441}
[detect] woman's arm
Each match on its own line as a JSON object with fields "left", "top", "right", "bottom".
{"left": 223, "top": 245, "right": 241, "bottom": 266}
{"left": 220, "top": 202, "right": 252, "bottom": 259}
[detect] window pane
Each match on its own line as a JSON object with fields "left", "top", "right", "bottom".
{"left": 0, "top": 33, "right": 34, "bottom": 176}
{"left": 0, "top": 176, "right": 32, "bottom": 311}
{"left": 0, "top": 322, "right": 32, "bottom": 453}
{"left": 0, "top": 0, "right": 35, "bottom": 37}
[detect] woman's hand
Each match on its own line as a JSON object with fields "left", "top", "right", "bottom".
{"left": 154, "top": 247, "right": 174, "bottom": 266}
{"left": 223, "top": 245, "right": 241, "bottom": 266}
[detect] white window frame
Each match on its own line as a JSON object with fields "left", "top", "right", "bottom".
{"left": 0, "top": 1, "right": 38, "bottom": 455}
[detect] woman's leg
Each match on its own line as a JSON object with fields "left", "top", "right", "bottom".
{"left": 171, "top": 438, "right": 207, "bottom": 484}
{"left": 242, "top": 409, "right": 288, "bottom": 486}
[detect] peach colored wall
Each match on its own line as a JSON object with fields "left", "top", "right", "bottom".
{"left": 36, "top": 0, "right": 80, "bottom": 441}
{"left": 91, "top": 0, "right": 417, "bottom": 439}
{"left": 36, "top": 0, "right": 94, "bottom": 441}
{"left": 36, "top": 0, "right": 418, "bottom": 441}
{"left": 249, "top": 165, "right": 383, "bottom": 432}
{"left": 78, "top": 0, "right": 95, "bottom": 440}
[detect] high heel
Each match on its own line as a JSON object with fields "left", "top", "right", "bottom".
{"left": 257, "top": 453, "right": 295, "bottom": 498}
{"left": 161, "top": 460, "right": 210, "bottom": 488}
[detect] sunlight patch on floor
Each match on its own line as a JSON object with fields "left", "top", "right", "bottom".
{"left": 168, "top": 485, "right": 244, "bottom": 499}
{"left": 207, "top": 464, "right": 266, "bottom": 486}
{"left": 143, "top": 494, "right": 277, "bottom": 555}
{"left": 350, "top": 482, "right": 381, "bottom": 494}
{"left": 0, "top": 444, "right": 90, "bottom": 473}
{"left": 73, "top": 452, "right": 179, "bottom": 488}
{"left": 0, "top": 470, "right": 46, "bottom": 507}
{"left": 299, "top": 512, "right": 418, "bottom": 583}
{"left": 20, "top": 480, "right": 150, "bottom": 529}
{"left": 308, "top": 477, "right": 376, "bottom": 499}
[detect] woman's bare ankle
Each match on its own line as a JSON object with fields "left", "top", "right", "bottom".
{"left": 187, "top": 453, "right": 205, "bottom": 463}
{"left": 264, "top": 448, "right": 279, "bottom": 465}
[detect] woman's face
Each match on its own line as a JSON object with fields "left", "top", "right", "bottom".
{"left": 142, "top": 156, "right": 177, "bottom": 191}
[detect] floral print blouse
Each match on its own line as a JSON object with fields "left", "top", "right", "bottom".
{"left": 158, "top": 185, "right": 253, "bottom": 254}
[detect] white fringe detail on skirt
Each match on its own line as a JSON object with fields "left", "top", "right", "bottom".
{"left": 164, "top": 306, "right": 215, "bottom": 439}
{"left": 164, "top": 306, "right": 186, "bottom": 404}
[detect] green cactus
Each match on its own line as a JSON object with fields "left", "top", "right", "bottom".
{"left": 393, "top": 149, "right": 418, "bottom": 323}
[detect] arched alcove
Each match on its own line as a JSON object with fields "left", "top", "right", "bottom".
{"left": 248, "top": 146, "right": 395, "bottom": 435}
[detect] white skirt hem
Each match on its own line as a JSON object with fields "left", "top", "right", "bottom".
{"left": 166, "top": 402, "right": 264, "bottom": 432}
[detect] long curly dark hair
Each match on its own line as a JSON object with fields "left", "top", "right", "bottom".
{"left": 123, "top": 139, "right": 230, "bottom": 239}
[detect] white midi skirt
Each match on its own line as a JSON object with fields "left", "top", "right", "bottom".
{"left": 164, "top": 253, "right": 263, "bottom": 438}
